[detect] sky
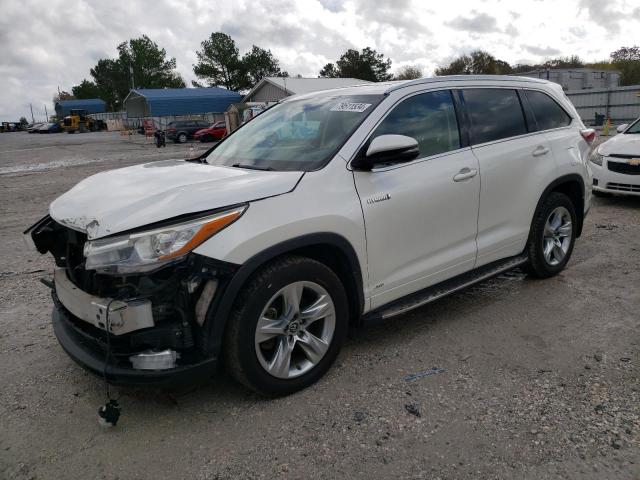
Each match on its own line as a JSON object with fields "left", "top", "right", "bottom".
{"left": 1, "top": 0, "right": 639, "bottom": 122}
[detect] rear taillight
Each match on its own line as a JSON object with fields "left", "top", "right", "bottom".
{"left": 580, "top": 128, "right": 596, "bottom": 145}
{"left": 167, "top": 127, "right": 176, "bottom": 132}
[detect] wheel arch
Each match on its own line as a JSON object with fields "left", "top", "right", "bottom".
{"left": 202, "top": 233, "right": 365, "bottom": 356}
{"left": 531, "top": 174, "right": 586, "bottom": 238}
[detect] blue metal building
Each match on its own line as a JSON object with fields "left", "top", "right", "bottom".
{"left": 55, "top": 99, "right": 107, "bottom": 117}
{"left": 123, "top": 88, "right": 242, "bottom": 117}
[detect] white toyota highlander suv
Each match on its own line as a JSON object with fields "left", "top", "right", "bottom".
{"left": 27, "top": 76, "right": 593, "bottom": 395}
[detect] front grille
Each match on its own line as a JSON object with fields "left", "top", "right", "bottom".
{"left": 606, "top": 182, "right": 640, "bottom": 193}
{"left": 607, "top": 160, "right": 640, "bottom": 175}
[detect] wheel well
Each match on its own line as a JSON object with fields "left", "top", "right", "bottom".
{"left": 550, "top": 180, "right": 584, "bottom": 237}
{"left": 202, "top": 234, "right": 365, "bottom": 356}
{"left": 286, "top": 244, "right": 362, "bottom": 325}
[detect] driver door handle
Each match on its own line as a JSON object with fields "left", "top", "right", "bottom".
{"left": 532, "top": 145, "right": 550, "bottom": 157}
{"left": 453, "top": 167, "right": 478, "bottom": 182}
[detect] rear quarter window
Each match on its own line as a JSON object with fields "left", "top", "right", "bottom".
{"left": 523, "top": 90, "right": 572, "bottom": 131}
{"left": 461, "top": 89, "right": 527, "bottom": 144}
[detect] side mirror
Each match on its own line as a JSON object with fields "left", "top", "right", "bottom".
{"left": 352, "top": 134, "right": 419, "bottom": 171}
{"left": 616, "top": 124, "right": 628, "bottom": 133}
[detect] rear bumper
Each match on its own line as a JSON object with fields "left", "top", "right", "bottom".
{"left": 52, "top": 299, "right": 218, "bottom": 387}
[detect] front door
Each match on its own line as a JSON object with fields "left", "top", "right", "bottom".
{"left": 353, "top": 90, "right": 480, "bottom": 309}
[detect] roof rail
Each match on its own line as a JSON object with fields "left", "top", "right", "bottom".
{"left": 385, "top": 75, "right": 549, "bottom": 93}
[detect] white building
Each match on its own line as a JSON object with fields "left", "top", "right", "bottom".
{"left": 242, "top": 77, "right": 370, "bottom": 103}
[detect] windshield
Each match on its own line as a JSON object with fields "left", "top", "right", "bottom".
{"left": 625, "top": 118, "right": 640, "bottom": 134}
{"left": 206, "top": 94, "right": 382, "bottom": 171}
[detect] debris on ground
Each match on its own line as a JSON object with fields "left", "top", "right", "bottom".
{"left": 404, "top": 403, "right": 421, "bottom": 417}
{"left": 403, "top": 367, "right": 445, "bottom": 382}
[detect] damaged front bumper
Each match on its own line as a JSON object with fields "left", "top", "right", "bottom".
{"left": 30, "top": 216, "right": 238, "bottom": 386}
{"left": 52, "top": 298, "right": 219, "bottom": 386}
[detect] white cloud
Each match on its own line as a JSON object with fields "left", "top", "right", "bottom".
{"left": 0, "top": 0, "right": 638, "bottom": 121}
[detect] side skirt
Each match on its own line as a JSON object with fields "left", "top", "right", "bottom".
{"left": 362, "top": 253, "right": 528, "bottom": 322}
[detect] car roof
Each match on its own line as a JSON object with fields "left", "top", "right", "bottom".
{"left": 285, "top": 75, "right": 554, "bottom": 101}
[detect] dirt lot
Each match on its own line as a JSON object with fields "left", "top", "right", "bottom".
{"left": 0, "top": 131, "right": 638, "bottom": 480}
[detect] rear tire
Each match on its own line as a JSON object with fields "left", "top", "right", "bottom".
{"left": 525, "top": 192, "right": 577, "bottom": 278}
{"left": 224, "top": 255, "right": 348, "bottom": 396}
{"left": 177, "top": 132, "right": 187, "bottom": 143}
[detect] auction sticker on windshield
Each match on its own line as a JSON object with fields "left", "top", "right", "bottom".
{"left": 330, "top": 102, "right": 371, "bottom": 113}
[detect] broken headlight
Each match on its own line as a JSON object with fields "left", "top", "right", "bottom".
{"left": 83, "top": 206, "right": 246, "bottom": 274}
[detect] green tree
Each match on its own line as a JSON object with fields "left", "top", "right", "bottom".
{"left": 118, "top": 35, "right": 185, "bottom": 90}
{"left": 395, "top": 65, "right": 422, "bottom": 80}
{"left": 435, "top": 50, "right": 512, "bottom": 75}
{"left": 53, "top": 90, "right": 75, "bottom": 103}
{"left": 72, "top": 79, "right": 101, "bottom": 99}
{"left": 193, "top": 32, "right": 248, "bottom": 90}
{"left": 319, "top": 47, "right": 393, "bottom": 82}
{"left": 19, "top": 116, "right": 28, "bottom": 127}
{"left": 79, "top": 35, "right": 184, "bottom": 110}
{"left": 511, "top": 55, "right": 585, "bottom": 74}
{"left": 611, "top": 46, "right": 640, "bottom": 62}
{"left": 610, "top": 46, "right": 640, "bottom": 86}
{"left": 544, "top": 55, "right": 583, "bottom": 69}
{"left": 242, "top": 46, "right": 288, "bottom": 85}
{"left": 89, "top": 58, "right": 127, "bottom": 110}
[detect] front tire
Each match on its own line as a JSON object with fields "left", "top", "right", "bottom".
{"left": 525, "top": 192, "right": 577, "bottom": 278}
{"left": 224, "top": 256, "right": 348, "bottom": 396}
{"left": 177, "top": 132, "right": 187, "bottom": 143}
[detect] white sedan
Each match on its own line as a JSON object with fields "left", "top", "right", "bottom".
{"left": 590, "top": 119, "right": 640, "bottom": 196}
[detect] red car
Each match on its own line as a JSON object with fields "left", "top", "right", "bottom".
{"left": 194, "top": 121, "right": 227, "bottom": 142}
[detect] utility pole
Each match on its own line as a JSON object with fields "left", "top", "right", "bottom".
{"left": 44, "top": 105, "right": 48, "bottom": 121}
{"left": 30, "top": 104, "right": 35, "bottom": 124}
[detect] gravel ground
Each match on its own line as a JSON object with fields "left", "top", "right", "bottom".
{"left": 0, "top": 131, "right": 638, "bottom": 480}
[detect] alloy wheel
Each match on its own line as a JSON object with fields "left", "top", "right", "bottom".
{"left": 542, "top": 206, "right": 572, "bottom": 266}
{"left": 254, "top": 281, "right": 336, "bottom": 379}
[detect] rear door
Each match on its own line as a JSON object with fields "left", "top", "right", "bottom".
{"left": 521, "top": 89, "right": 577, "bottom": 179}
{"left": 461, "top": 88, "right": 558, "bottom": 266}
{"left": 353, "top": 89, "right": 480, "bottom": 309}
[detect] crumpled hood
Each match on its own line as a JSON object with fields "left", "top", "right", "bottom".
{"left": 599, "top": 134, "right": 640, "bottom": 156}
{"left": 49, "top": 159, "right": 302, "bottom": 239}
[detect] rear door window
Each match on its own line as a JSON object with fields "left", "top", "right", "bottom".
{"left": 372, "top": 90, "right": 460, "bottom": 159}
{"left": 461, "top": 89, "right": 527, "bottom": 144}
{"left": 523, "top": 90, "right": 572, "bottom": 131}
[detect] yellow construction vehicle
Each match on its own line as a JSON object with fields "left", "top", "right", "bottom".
{"left": 62, "top": 109, "right": 96, "bottom": 133}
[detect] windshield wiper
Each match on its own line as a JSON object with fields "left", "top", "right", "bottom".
{"left": 231, "top": 163, "right": 274, "bottom": 171}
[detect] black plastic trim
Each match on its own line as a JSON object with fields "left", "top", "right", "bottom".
{"left": 362, "top": 253, "right": 528, "bottom": 323}
{"left": 201, "top": 233, "right": 365, "bottom": 355}
{"left": 530, "top": 174, "right": 586, "bottom": 238}
{"left": 52, "top": 302, "right": 218, "bottom": 387}
{"left": 517, "top": 89, "right": 538, "bottom": 132}
{"left": 451, "top": 89, "right": 471, "bottom": 148}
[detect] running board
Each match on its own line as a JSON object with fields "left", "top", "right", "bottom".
{"left": 363, "top": 254, "right": 529, "bottom": 322}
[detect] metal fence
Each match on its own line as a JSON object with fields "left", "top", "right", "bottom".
{"left": 88, "top": 111, "right": 225, "bottom": 131}
{"left": 566, "top": 85, "right": 640, "bottom": 126}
